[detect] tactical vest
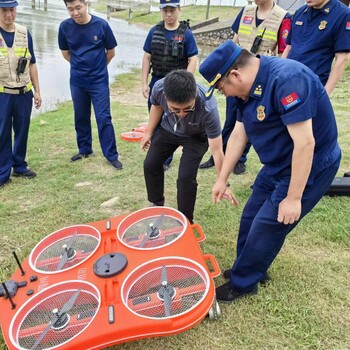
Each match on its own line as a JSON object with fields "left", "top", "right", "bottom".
{"left": 238, "top": 5, "right": 286, "bottom": 56}
{"left": 0, "top": 23, "right": 32, "bottom": 91}
{"left": 150, "top": 21, "right": 189, "bottom": 77}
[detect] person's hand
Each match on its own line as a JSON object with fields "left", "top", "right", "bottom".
{"left": 140, "top": 132, "right": 152, "bottom": 150}
{"left": 277, "top": 196, "right": 301, "bottom": 225}
{"left": 34, "top": 92, "right": 42, "bottom": 109}
{"left": 142, "top": 84, "right": 150, "bottom": 99}
{"left": 212, "top": 179, "right": 239, "bottom": 206}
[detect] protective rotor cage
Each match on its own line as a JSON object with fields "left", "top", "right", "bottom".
{"left": 121, "top": 257, "right": 210, "bottom": 319}
{"left": 117, "top": 207, "right": 187, "bottom": 250}
{"left": 9, "top": 280, "right": 100, "bottom": 350}
{"left": 29, "top": 225, "right": 101, "bottom": 274}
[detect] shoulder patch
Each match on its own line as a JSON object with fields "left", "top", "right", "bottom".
{"left": 280, "top": 92, "right": 301, "bottom": 110}
{"left": 346, "top": 22, "right": 350, "bottom": 31}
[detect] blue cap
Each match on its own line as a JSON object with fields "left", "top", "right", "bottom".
{"left": 0, "top": 0, "right": 18, "bottom": 7}
{"left": 199, "top": 40, "right": 242, "bottom": 99}
{"left": 159, "top": 0, "right": 180, "bottom": 9}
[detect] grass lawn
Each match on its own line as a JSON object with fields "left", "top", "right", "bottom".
{"left": 1, "top": 5, "right": 350, "bottom": 349}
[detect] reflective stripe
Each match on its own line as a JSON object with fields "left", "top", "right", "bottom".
{"left": 14, "top": 48, "right": 27, "bottom": 57}
{"left": 0, "top": 48, "right": 8, "bottom": 56}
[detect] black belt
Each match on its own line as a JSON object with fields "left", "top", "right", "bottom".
{"left": 3, "top": 86, "right": 28, "bottom": 95}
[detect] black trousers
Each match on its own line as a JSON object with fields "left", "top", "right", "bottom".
{"left": 144, "top": 127, "right": 208, "bottom": 223}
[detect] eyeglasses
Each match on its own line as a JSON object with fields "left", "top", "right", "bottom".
{"left": 168, "top": 105, "right": 196, "bottom": 116}
{"left": 216, "top": 76, "right": 228, "bottom": 95}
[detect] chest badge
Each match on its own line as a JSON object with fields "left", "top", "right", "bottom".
{"left": 319, "top": 21, "right": 327, "bottom": 30}
{"left": 256, "top": 105, "right": 266, "bottom": 121}
{"left": 243, "top": 16, "right": 253, "bottom": 24}
{"left": 295, "top": 21, "right": 303, "bottom": 26}
{"left": 93, "top": 35, "right": 98, "bottom": 41}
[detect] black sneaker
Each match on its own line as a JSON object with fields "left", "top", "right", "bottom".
{"left": 216, "top": 282, "right": 258, "bottom": 304}
{"left": 12, "top": 170, "right": 37, "bottom": 178}
{"left": 233, "top": 161, "right": 246, "bottom": 175}
{"left": 199, "top": 157, "right": 215, "bottom": 169}
{"left": 110, "top": 159, "right": 123, "bottom": 170}
{"left": 70, "top": 153, "right": 93, "bottom": 162}
{"left": 0, "top": 178, "right": 11, "bottom": 189}
{"left": 223, "top": 269, "right": 271, "bottom": 286}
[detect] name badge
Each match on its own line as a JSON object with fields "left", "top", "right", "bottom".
{"left": 295, "top": 21, "right": 303, "bottom": 26}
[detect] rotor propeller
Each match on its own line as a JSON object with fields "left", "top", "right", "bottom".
{"left": 56, "top": 231, "right": 77, "bottom": 271}
{"left": 139, "top": 214, "right": 165, "bottom": 248}
{"left": 31, "top": 289, "right": 81, "bottom": 350}
{"left": 158, "top": 265, "right": 175, "bottom": 317}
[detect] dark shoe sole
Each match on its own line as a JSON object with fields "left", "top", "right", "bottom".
{"left": 199, "top": 158, "right": 215, "bottom": 169}
{"left": 217, "top": 289, "right": 258, "bottom": 304}
{"left": 12, "top": 171, "right": 36, "bottom": 179}
{"left": 216, "top": 282, "right": 258, "bottom": 304}
{"left": 70, "top": 153, "right": 93, "bottom": 162}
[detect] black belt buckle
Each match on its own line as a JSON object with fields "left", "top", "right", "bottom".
{"left": 18, "top": 87, "right": 26, "bottom": 94}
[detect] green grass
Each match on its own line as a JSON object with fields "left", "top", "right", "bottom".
{"left": 93, "top": 3, "right": 241, "bottom": 27}
{"left": 0, "top": 67, "right": 349, "bottom": 350}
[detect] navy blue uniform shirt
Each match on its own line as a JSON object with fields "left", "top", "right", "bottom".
{"left": 286, "top": 0, "right": 350, "bottom": 84}
{"left": 237, "top": 56, "right": 339, "bottom": 177}
{"left": 58, "top": 15, "right": 117, "bottom": 87}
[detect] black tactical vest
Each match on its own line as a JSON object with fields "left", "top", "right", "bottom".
{"left": 150, "top": 21, "right": 189, "bottom": 77}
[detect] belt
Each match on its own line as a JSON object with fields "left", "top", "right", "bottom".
{"left": 0, "top": 83, "right": 32, "bottom": 95}
{"left": 3, "top": 86, "right": 28, "bottom": 95}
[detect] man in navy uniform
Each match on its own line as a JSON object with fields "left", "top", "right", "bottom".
{"left": 59, "top": 0, "right": 122, "bottom": 169}
{"left": 142, "top": 0, "right": 198, "bottom": 170}
{"left": 199, "top": 40, "right": 340, "bottom": 303}
{"left": 199, "top": 0, "right": 291, "bottom": 175}
{"left": 0, "top": 0, "right": 42, "bottom": 190}
{"left": 141, "top": 70, "right": 224, "bottom": 224}
{"left": 283, "top": 0, "right": 350, "bottom": 96}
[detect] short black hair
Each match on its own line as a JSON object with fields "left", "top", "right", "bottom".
{"left": 163, "top": 70, "right": 197, "bottom": 104}
{"left": 63, "top": 0, "right": 85, "bottom": 6}
{"left": 226, "top": 49, "right": 254, "bottom": 72}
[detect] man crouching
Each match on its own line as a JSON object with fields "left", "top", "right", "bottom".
{"left": 141, "top": 70, "right": 225, "bottom": 223}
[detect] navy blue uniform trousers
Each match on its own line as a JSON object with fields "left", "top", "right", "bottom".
{"left": 224, "top": 96, "right": 250, "bottom": 163}
{"left": 227, "top": 149, "right": 341, "bottom": 292}
{"left": 0, "top": 91, "right": 33, "bottom": 183}
{"left": 144, "top": 127, "right": 208, "bottom": 223}
{"left": 70, "top": 84, "right": 118, "bottom": 162}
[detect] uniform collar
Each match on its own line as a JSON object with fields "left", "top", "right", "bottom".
{"left": 303, "top": 0, "right": 334, "bottom": 16}
{"left": 248, "top": 55, "right": 268, "bottom": 100}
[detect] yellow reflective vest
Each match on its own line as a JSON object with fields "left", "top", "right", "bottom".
{"left": 0, "top": 23, "right": 32, "bottom": 91}
{"left": 237, "top": 4, "right": 286, "bottom": 56}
